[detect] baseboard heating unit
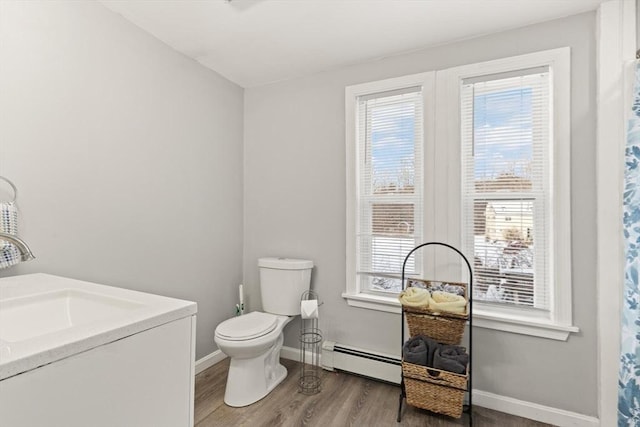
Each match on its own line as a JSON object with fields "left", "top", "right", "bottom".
{"left": 321, "top": 341, "right": 401, "bottom": 384}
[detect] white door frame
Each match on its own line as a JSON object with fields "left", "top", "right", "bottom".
{"left": 596, "top": 1, "right": 636, "bottom": 425}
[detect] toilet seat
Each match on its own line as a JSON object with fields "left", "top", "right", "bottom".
{"left": 216, "top": 311, "right": 278, "bottom": 341}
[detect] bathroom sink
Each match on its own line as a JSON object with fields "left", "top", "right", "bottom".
{"left": 0, "top": 289, "right": 144, "bottom": 343}
{"left": 0, "top": 273, "right": 196, "bottom": 381}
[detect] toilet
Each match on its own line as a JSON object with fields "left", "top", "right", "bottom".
{"left": 214, "top": 257, "right": 314, "bottom": 407}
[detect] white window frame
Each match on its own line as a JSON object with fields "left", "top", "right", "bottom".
{"left": 343, "top": 72, "right": 435, "bottom": 314}
{"left": 343, "top": 49, "right": 578, "bottom": 340}
{"left": 440, "top": 48, "right": 577, "bottom": 340}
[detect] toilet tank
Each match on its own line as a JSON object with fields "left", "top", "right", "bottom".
{"left": 259, "top": 257, "right": 313, "bottom": 316}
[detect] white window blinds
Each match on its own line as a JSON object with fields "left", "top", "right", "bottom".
{"left": 356, "top": 86, "right": 423, "bottom": 293}
{"left": 461, "top": 67, "right": 550, "bottom": 310}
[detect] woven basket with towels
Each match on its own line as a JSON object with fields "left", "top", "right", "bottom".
{"left": 399, "top": 280, "right": 469, "bottom": 345}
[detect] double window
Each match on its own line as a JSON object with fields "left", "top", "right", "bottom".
{"left": 345, "top": 49, "right": 576, "bottom": 339}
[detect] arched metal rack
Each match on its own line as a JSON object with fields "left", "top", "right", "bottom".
{"left": 396, "top": 241, "right": 473, "bottom": 425}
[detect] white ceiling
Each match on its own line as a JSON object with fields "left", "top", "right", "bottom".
{"left": 100, "top": 0, "right": 605, "bottom": 88}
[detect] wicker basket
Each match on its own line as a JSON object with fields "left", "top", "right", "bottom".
{"left": 403, "top": 310, "right": 465, "bottom": 345}
{"left": 402, "top": 280, "right": 469, "bottom": 345}
{"left": 402, "top": 361, "right": 468, "bottom": 418}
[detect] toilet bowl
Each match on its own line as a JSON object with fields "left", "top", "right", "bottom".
{"left": 214, "top": 311, "right": 293, "bottom": 407}
{"left": 214, "top": 257, "right": 313, "bottom": 407}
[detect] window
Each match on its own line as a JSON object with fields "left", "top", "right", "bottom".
{"left": 451, "top": 48, "right": 576, "bottom": 339}
{"left": 357, "top": 87, "right": 424, "bottom": 294}
{"left": 345, "top": 73, "right": 433, "bottom": 313}
{"left": 345, "top": 49, "right": 576, "bottom": 339}
{"left": 461, "top": 69, "right": 548, "bottom": 310}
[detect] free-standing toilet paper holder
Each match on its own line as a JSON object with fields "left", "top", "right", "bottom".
{"left": 299, "top": 290, "right": 322, "bottom": 395}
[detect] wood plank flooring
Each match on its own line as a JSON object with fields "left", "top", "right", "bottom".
{"left": 195, "top": 358, "right": 553, "bottom": 427}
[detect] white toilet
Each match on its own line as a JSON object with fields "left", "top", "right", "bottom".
{"left": 214, "top": 257, "right": 313, "bottom": 407}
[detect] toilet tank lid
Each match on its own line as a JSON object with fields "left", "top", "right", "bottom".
{"left": 258, "top": 257, "right": 313, "bottom": 270}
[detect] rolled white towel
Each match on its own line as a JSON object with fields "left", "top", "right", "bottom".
{"left": 398, "top": 287, "right": 430, "bottom": 308}
{"left": 429, "top": 291, "right": 467, "bottom": 314}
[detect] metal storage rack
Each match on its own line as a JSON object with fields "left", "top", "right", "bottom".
{"left": 396, "top": 241, "right": 474, "bottom": 424}
{"left": 299, "top": 290, "right": 322, "bottom": 395}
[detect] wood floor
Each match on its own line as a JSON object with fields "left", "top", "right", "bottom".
{"left": 195, "top": 358, "right": 553, "bottom": 427}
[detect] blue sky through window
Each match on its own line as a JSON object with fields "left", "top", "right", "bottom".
{"left": 370, "top": 101, "right": 416, "bottom": 191}
{"left": 473, "top": 87, "right": 533, "bottom": 180}
{"left": 366, "top": 86, "right": 535, "bottom": 188}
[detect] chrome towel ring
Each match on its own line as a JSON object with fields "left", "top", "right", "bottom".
{"left": 0, "top": 176, "right": 17, "bottom": 203}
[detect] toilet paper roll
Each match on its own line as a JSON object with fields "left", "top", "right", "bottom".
{"left": 300, "top": 299, "right": 319, "bottom": 319}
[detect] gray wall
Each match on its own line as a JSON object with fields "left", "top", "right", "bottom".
{"left": 0, "top": 1, "right": 244, "bottom": 360}
{"left": 244, "top": 12, "right": 597, "bottom": 415}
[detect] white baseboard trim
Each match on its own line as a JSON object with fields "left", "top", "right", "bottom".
{"left": 195, "top": 350, "right": 227, "bottom": 375}
{"left": 280, "top": 345, "right": 300, "bottom": 360}
{"left": 281, "top": 345, "right": 320, "bottom": 365}
{"left": 280, "top": 345, "right": 299, "bottom": 362}
{"left": 472, "top": 389, "right": 599, "bottom": 427}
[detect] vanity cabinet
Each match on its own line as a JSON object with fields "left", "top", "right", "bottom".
{"left": 0, "top": 274, "right": 197, "bottom": 426}
{"left": 0, "top": 313, "right": 196, "bottom": 427}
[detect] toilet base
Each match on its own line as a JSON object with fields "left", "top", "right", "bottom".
{"left": 223, "top": 333, "right": 288, "bottom": 407}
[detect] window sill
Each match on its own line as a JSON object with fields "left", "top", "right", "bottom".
{"left": 342, "top": 292, "right": 402, "bottom": 314}
{"left": 341, "top": 292, "right": 579, "bottom": 340}
{"left": 472, "top": 308, "right": 579, "bottom": 341}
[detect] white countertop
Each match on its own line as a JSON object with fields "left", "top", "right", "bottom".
{"left": 0, "top": 273, "right": 197, "bottom": 380}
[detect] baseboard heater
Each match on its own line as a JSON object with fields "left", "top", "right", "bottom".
{"left": 321, "top": 341, "right": 401, "bottom": 384}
